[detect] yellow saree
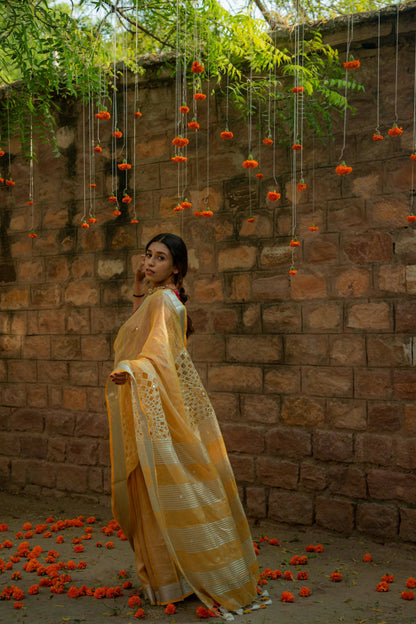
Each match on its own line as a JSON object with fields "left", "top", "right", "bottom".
{"left": 105, "top": 288, "right": 259, "bottom": 615}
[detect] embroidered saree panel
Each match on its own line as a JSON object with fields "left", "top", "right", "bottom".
{"left": 105, "top": 289, "right": 259, "bottom": 611}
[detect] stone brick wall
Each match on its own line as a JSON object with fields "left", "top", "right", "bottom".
{"left": 1, "top": 4, "right": 416, "bottom": 541}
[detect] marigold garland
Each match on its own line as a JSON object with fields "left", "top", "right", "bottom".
{"left": 131, "top": 218, "right": 139, "bottom": 224}
{"left": 256, "top": 172, "right": 264, "bottom": 179}
{"left": 122, "top": 194, "right": 131, "bottom": 204}
{"left": 134, "top": 111, "right": 142, "bottom": 118}
{"left": 289, "top": 238, "right": 300, "bottom": 247}
{"left": 388, "top": 125, "right": 403, "bottom": 137}
{"left": 113, "top": 130, "right": 122, "bottom": 139}
{"left": 171, "top": 155, "right": 187, "bottom": 163}
{"left": 289, "top": 267, "right": 297, "bottom": 276}
{"left": 93, "top": 146, "right": 102, "bottom": 153}
{"left": 81, "top": 220, "right": 89, "bottom": 229}
{"left": 297, "top": 181, "right": 307, "bottom": 191}
{"left": 0, "top": 150, "right": 4, "bottom": 157}
{"left": 181, "top": 200, "right": 192, "bottom": 209}
{"left": 5, "top": 179, "right": 15, "bottom": 186}
{"left": 247, "top": 217, "right": 255, "bottom": 223}
{"left": 28, "top": 231, "right": 38, "bottom": 239}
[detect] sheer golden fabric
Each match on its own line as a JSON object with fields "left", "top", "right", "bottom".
{"left": 105, "top": 289, "right": 259, "bottom": 611}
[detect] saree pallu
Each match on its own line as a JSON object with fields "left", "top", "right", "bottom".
{"left": 105, "top": 289, "right": 259, "bottom": 612}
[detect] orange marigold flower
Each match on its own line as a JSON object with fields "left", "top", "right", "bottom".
{"left": 106, "top": 542, "right": 114, "bottom": 549}
{"left": 220, "top": 130, "right": 233, "bottom": 139}
{"left": 309, "top": 224, "right": 319, "bottom": 231}
{"left": 134, "top": 608, "right": 146, "bottom": 618}
{"left": 131, "top": 218, "right": 139, "bottom": 224}
{"left": 165, "top": 603, "right": 176, "bottom": 614}
{"left": 401, "top": 591, "right": 415, "bottom": 600}
{"left": 118, "top": 162, "right": 132, "bottom": 171}
{"left": 12, "top": 587, "right": 24, "bottom": 600}
{"left": 267, "top": 191, "right": 281, "bottom": 201}
{"left": 65, "top": 561, "right": 77, "bottom": 570}
{"left": 247, "top": 217, "right": 255, "bottom": 223}
{"left": 174, "top": 204, "right": 184, "bottom": 212}
{"left": 188, "top": 120, "right": 200, "bottom": 130}
{"left": 0, "top": 150, "right": 4, "bottom": 157}
{"left": 196, "top": 606, "right": 216, "bottom": 617}
{"left": 95, "top": 110, "right": 111, "bottom": 120}
{"left": 28, "top": 585, "right": 39, "bottom": 595}
{"left": 299, "top": 586, "right": 311, "bottom": 597}
{"left": 406, "top": 214, "right": 416, "bottom": 223}
{"left": 56, "top": 536, "right": 64, "bottom": 544}
{"left": 171, "top": 154, "right": 187, "bottom": 163}
{"left": 284, "top": 571, "right": 294, "bottom": 581}
{"left": 191, "top": 61, "right": 204, "bottom": 74}
{"left": 0, "top": 177, "right": 3, "bottom": 183}
{"left": 194, "top": 210, "right": 202, "bottom": 217}
{"left": 242, "top": 157, "right": 259, "bottom": 169}
{"left": 376, "top": 581, "right": 390, "bottom": 592}
{"left": 373, "top": 133, "right": 383, "bottom": 141}
{"left": 269, "top": 538, "right": 279, "bottom": 546}
{"left": 335, "top": 162, "right": 352, "bottom": 175}
{"left": 13, "top": 601, "right": 23, "bottom": 609}
{"left": 289, "top": 267, "right": 297, "bottom": 276}
{"left": 202, "top": 209, "right": 213, "bottom": 217}
{"left": 194, "top": 93, "right": 207, "bottom": 100}
{"left": 172, "top": 136, "right": 189, "bottom": 148}
{"left": 94, "top": 145, "right": 102, "bottom": 153}
{"left": 381, "top": 574, "right": 394, "bottom": 583}
{"left": 122, "top": 194, "right": 131, "bottom": 204}
{"left": 297, "top": 571, "right": 309, "bottom": 580}
{"left": 180, "top": 105, "right": 190, "bottom": 114}
{"left": 94, "top": 587, "right": 106, "bottom": 599}
{"left": 258, "top": 578, "right": 268, "bottom": 586}
{"left": 270, "top": 569, "right": 282, "bottom": 579}
{"left": 28, "top": 231, "right": 38, "bottom": 239}
{"left": 292, "top": 143, "right": 302, "bottom": 150}
{"left": 343, "top": 59, "right": 360, "bottom": 70}
{"left": 388, "top": 125, "right": 403, "bottom": 137}
{"left": 410, "top": 153, "right": 416, "bottom": 161}
{"left": 87, "top": 216, "right": 98, "bottom": 224}
{"left": 108, "top": 195, "right": 117, "bottom": 202}
{"left": 5, "top": 179, "right": 15, "bottom": 186}
{"left": 27, "top": 199, "right": 34, "bottom": 205}
{"left": 297, "top": 182, "right": 307, "bottom": 191}
{"left": 363, "top": 553, "right": 372, "bottom": 562}
{"left": 86, "top": 517, "right": 96, "bottom": 524}
{"left": 134, "top": 111, "right": 142, "bottom": 118}
{"left": 406, "top": 577, "right": 416, "bottom": 589}
{"left": 256, "top": 172, "right": 264, "bottom": 179}
{"left": 330, "top": 571, "right": 343, "bottom": 582}
{"left": 289, "top": 238, "right": 300, "bottom": 247}
{"left": 3, "top": 540, "right": 13, "bottom": 548}
{"left": 15, "top": 533, "right": 24, "bottom": 539}
{"left": 314, "top": 544, "right": 324, "bottom": 552}
{"left": 292, "top": 86, "right": 305, "bottom": 93}
{"left": 78, "top": 561, "right": 87, "bottom": 569}
{"left": 123, "top": 580, "right": 132, "bottom": 589}
{"left": 113, "top": 130, "right": 123, "bottom": 138}
{"left": 67, "top": 586, "right": 82, "bottom": 598}
{"left": 96, "top": 542, "right": 103, "bottom": 548}
{"left": 263, "top": 136, "right": 273, "bottom": 145}
{"left": 280, "top": 591, "right": 294, "bottom": 603}
{"left": 11, "top": 571, "right": 22, "bottom": 580}
{"left": 181, "top": 200, "right": 192, "bottom": 210}
{"left": 128, "top": 595, "right": 142, "bottom": 608}
{"left": 81, "top": 220, "right": 89, "bottom": 228}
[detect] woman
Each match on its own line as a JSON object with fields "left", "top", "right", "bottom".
{"left": 106, "top": 233, "right": 264, "bottom": 620}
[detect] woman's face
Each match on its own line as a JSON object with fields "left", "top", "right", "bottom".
{"left": 144, "top": 242, "right": 178, "bottom": 287}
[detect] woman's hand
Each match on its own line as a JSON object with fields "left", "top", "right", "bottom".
{"left": 110, "top": 371, "right": 129, "bottom": 385}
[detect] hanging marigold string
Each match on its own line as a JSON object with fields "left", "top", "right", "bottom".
{"left": 6, "top": 103, "right": 14, "bottom": 187}
{"left": 389, "top": 6, "right": 402, "bottom": 137}
{"left": 337, "top": 14, "right": 353, "bottom": 175}
{"left": 373, "top": 11, "right": 383, "bottom": 141}
{"left": 120, "top": 29, "right": 131, "bottom": 210}
{"left": 81, "top": 99, "right": 89, "bottom": 229}
{"left": 28, "top": 113, "right": 37, "bottom": 239}
{"left": 407, "top": 32, "right": 416, "bottom": 222}
{"left": 203, "top": 24, "right": 212, "bottom": 218}
{"left": 110, "top": 11, "right": 120, "bottom": 215}
{"left": 88, "top": 82, "right": 97, "bottom": 224}
{"left": 131, "top": 0, "right": 139, "bottom": 225}
{"left": 309, "top": 138, "right": 318, "bottom": 232}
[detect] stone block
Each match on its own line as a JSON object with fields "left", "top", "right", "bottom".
{"left": 393, "top": 370, "right": 416, "bottom": 399}
{"left": 63, "top": 387, "right": 87, "bottom": 411}
{"left": 368, "top": 401, "right": 402, "bottom": 432}
{"left": 303, "top": 234, "right": 339, "bottom": 264}
{"left": 55, "top": 464, "right": 88, "bottom": 493}
{"left": 13, "top": 408, "right": 44, "bottom": 432}
{"left": 367, "top": 335, "right": 412, "bottom": 367}
{"left": 192, "top": 335, "right": 225, "bottom": 362}
{"left": 45, "top": 411, "right": 76, "bottom": 436}
{"left": 218, "top": 246, "right": 257, "bottom": 271}
{"left": 26, "top": 387, "right": 48, "bottom": 408}
{"left": 262, "top": 303, "right": 302, "bottom": 333}
{"left": 52, "top": 336, "right": 81, "bottom": 360}
{"left": 354, "top": 368, "right": 392, "bottom": 399}
{"left": 342, "top": 232, "right": 393, "bottom": 264}
{"left": 393, "top": 438, "right": 416, "bottom": 470}
{"left": 98, "top": 440, "right": 111, "bottom": 467}
{"left": 0, "top": 289, "right": 30, "bottom": 310}
{"left": 207, "top": 365, "right": 262, "bottom": 393}
{"left": 65, "top": 281, "right": 99, "bottom": 306}
{"left": 252, "top": 275, "right": 289, "bottom": 301}
{"left": 88, "top": 467, "right": 104, "bottom": 493}
{"left": 256, "top": 457, "right": 299, "bottom": 489}
{"left": 212, "top": 309, "right": 239, "bottom": 333}
{"left": 208, "top": 392, "right": 239, "bottom": 422}
{"left": 285, "top": 334, "right": 329, "bottom": 365}
{"left": 266, "top": 427, "right": 312, "bottom": 459}
{"left": 327, "top": 466, "right": 367, "bottom": 498}
{"left": 264, "top": 367, "right": 301, "bottom": 395}
{"left": 315, "top": 497, "right": 355, "bottom": 534}
{"left": 281, "top": 395, "right": 325, "bottom": 427}
{"left": 97, "top": 257, "right": 125, "bottom": 280}
{"left": 81, "top": 336, "right": 110, "bottom": 361}
{"left": 71, "top": 256, "right": 94, "bottom": 279}
{"left": 245, "top": 487, "right": 267, "bottom": 519}
{"left": 326, "top": 398, "right": 367, "bottom": 430}
{"left": 399, "top": 507, "right": 416, "bottom": 543}
{"left": 405, "top": 404, "right": 416, "bottom": 434}
{"left": 327, "top": 197, "right": 367, "bottom": 232}
{"left": 45, "top": 257, "right": 70, "bottom": 282}
{"left": 69, "top": 362, "right": 98, "bottom": 386}
{"left": 260, "top": 245, "right": 292, "bottom": 267}
{"left": 0, "top": 457, "right": 11, "bottom": 484}
{"left": 47, "top": 438, "right": 66, "bottom": 462}
{"left": 38, "top": 361, "right": 69, "bottom": 383}
{"left": 356, "top": 502, "right": 398, "bottom": 540}
{"left": 66, "top": 439, "right": 99, "bottom": 466}
{"left": 221, "top": 424, "right": 264, "bottom": 455}
{"left": 367, "top": 469, "right": 416, "bottom": 504}
{"left": 377, "top": 264, "right": 406, "bottom": 293}
{"left": 31, "top": 284, "right": 61, "bottom": 308}
{"left": 241, "top": 304, "right": 260, "bottom": 332}
{"left": 290, "top": 272, "right": 327, "bottom": 300}
{"left": 347, "top": 302, "right": 391, "bottom": 331}
{"left": 227, "top": 335, "right": 282, "bottom": 363}
{"left": 329, "top": 335, "right": 366, "bottom": 366}
{"left": 395, "top": 302, "right": 416, "bottom": 332}
{"left": 11, "top": 458, "right": 31, "bottom": 484}
{"left": 10, "top": 313, "right": 27, "bottom": 335}
{"left": 269, "top": 489, "right": 313, "bottom": 525}
{"left": 369, "top": 197, "right": 409, "bottom": 228}
{"left": 313, "top": 425, "right": 353, "bottom": 461}
{"left": 0, "top": 335, "right": 21, "bottom": 359}
{"left": 20, "top": 436, "right": 48, "bottom": 459}
{"left": 22, "top": 336, "right": 51, "bottom": 360}
{"left": 302, "top": 366, "right": 353, "bottom": 397}
{"left": 38, "top": 310, "right": 66, "bottom": 334}
{"left": 302, "top": 302, "right": 342, "bottom": 331}
{"left": 18, "top": 259, "right": 43, "bottom": 281}
{"left": 335, "top": 267, "right": 372, "bottom": 298}
{"left": 300, "top": 462, "right": 327, "bottom": 491}
{"left": 228, "top": 454, "right": 255, "bottom": 483}
{"left": 87, "top": 388, "right": 107, "bottom": 413}
{"left": 193, "top": 279, "right": 223, "bottom": 303}
{"left": 74, "top": 412, "right": 109, "bottom": 438}
{"left": 241, "top": 395, "right": 280, "bottom": 425}
{"left": 230, "top": 274, "right": 251, "bottom": 302}
{"left": 3, "top": 384, "right": 26, "bottom": 407}
{"left": 355, "top": 433, "right": 393, "bottom": 466}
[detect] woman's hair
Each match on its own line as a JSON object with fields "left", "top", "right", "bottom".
{"left": 145, "top": 233, "right": 194, "bottom": 336}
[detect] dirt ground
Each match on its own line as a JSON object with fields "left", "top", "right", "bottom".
{"left": 0, "top": 491, "right": 415, "bottom": 624}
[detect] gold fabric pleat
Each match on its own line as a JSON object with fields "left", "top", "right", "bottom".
{"left": 105, "top": 289, "right": 259, "bottom": 611}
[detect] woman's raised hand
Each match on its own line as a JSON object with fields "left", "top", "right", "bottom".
{"left": 110, "top": 371, "right": 129, "bottom": 385}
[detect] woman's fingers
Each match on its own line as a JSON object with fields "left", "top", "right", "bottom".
{"left": 110, "top": 372, "right": 129, "bottom": 385}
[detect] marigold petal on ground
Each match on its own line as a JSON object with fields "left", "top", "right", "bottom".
{"left": 280, "top": 591, "right": 294, "bottom": 602}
